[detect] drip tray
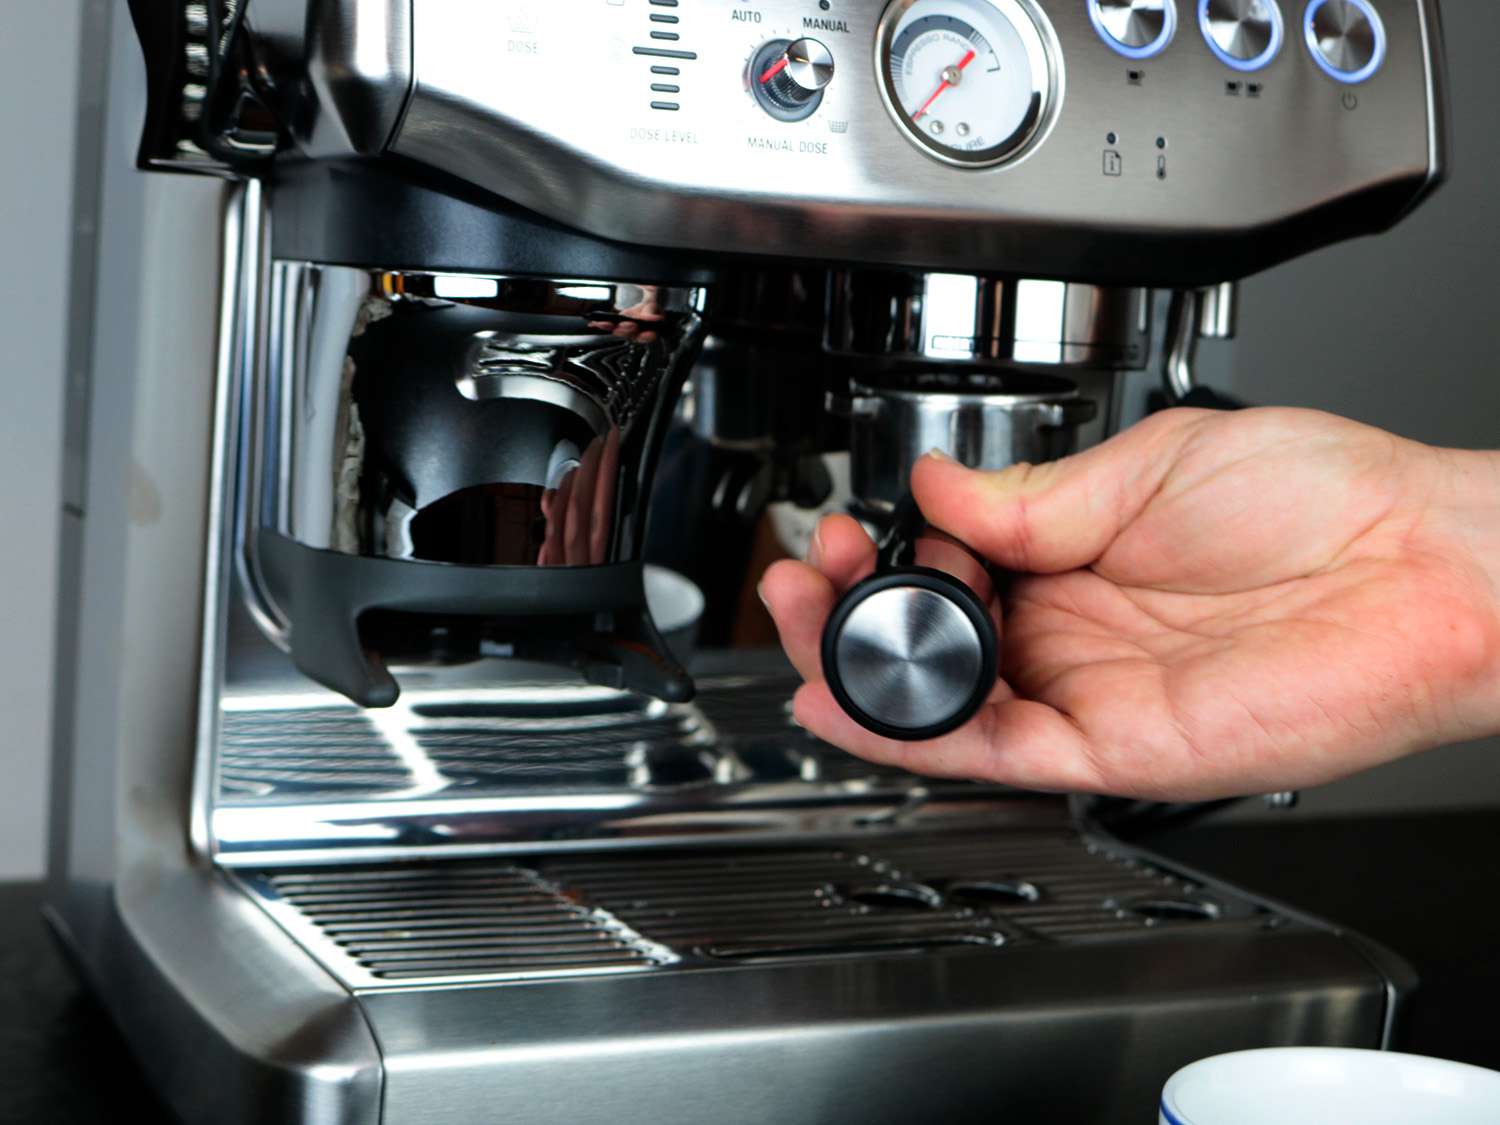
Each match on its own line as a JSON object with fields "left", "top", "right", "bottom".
{"left": 237, "top": 827, "right": 1269, "bottom": 990}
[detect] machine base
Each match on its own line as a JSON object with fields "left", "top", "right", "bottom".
{"left": 49, "top": 811, "right": 1408, "bottom": 1125}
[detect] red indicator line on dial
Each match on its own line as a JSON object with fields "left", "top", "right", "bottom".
{"left": 911, "top": 48, "right": 976, "bottom": 120}
{"left": 759, "top": 56, "right": 790, "bottom": 84}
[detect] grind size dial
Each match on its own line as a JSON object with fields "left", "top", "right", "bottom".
{"left": 876, "top": 0, "right": 1060, "bottom": 168}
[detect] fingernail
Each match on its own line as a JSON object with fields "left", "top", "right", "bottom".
{"left": 807, "top": 523, "right": 825, "bottom": 568}
{"left": 756, "top": 581, "right": 770, "bottom": 611}
{"left": 925, "top": 448, "right": 958, "bottom": 464}
{"left": 982, "top": 460, "right": 1049, "bottom": 496}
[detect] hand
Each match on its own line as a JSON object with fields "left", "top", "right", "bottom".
{"left": 537, "top": 427, "right": 621, "bottom": 567}
{"left": 586, "top": 284, "right": 663, "bottom": 344}
{"left": 760, "top": 408, "right": 1500, "bottom": 800}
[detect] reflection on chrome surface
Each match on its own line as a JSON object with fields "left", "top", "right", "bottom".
{"left": 257, "top": 265, "right": 704, "bottom": 570}
{"left": 827, "top": 270, "right": 1151, "bottom": 369}
{"left": 206, "top": 656, "right": 1006, "bottom": 864}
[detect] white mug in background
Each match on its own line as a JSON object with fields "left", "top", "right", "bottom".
{"left": 1161, "top": 1048, "right": 1500, "bottom": 1125}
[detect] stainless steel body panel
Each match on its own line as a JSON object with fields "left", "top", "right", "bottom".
{"left": 45, "top": 30, "right": 383, "bottom": 1119}
{"left": 361, "top": 927, "right": 1384, "bottom": 1124}
{"left": 388, "top": 0, "right": 1446, "bottom": 281}
{"left": 47, "top": 869, "right": 383, "bottom": 1124}
{"left": 301, "top": 0, "right": 413, "bottom": 157}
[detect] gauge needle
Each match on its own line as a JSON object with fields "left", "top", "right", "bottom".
{"left": 912, "top": 48, "right": 976, "bottom": 121}
{"left": 759, "top": 56, "right": 790, "bottom": 84}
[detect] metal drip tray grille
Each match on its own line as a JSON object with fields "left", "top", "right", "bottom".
{"left": 539, "top": 830, "right": 1246, "bottom": 952}
{"left": 412, "top": 713, "right": 710, "bottom": 786}
{"left": 218, "top": 671, "right": 915, "bottom": 804}
{"left": 538, "top": 848, "right": 1010, "bottom": 960}
{"left": 694, "top": 675, "right": 912, "bottom": 783}
{"left": 219, "top": 691, "right": 722, "bottom": 801}
{"left": 241, "top": 829, "right": 1264, "bottom": 989}
{"left": 240, "top": 864, "right": 676, "bottom": 986}
{"left": 220, "top": 710, "right": 408, "bottom": 795}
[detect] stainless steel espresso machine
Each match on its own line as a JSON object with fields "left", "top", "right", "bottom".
{"left": 48, "top": 1, "right": 1446, "bottom": 1121}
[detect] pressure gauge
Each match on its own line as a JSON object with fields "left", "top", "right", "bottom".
{"left": 877, "top": 0, "right": 1060, "bottom": 169}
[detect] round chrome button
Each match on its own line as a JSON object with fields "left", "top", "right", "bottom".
{"left": 1089, "top": 0, "right": 1178, "bottom": 60}
{"left": 832, "top": 585, "right": 985, "bottom": 734}
{"left": 1304, "top": 0, "right": 1386, "bottom": 83}
{"left": 1198, "top": 0, "right": 1284, "bottom": 71}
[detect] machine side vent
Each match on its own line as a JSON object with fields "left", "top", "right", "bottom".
{"left": 239, "top": 864, "right": 678, "bottom": 987}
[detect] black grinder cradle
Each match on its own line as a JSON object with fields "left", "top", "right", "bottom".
{"left": 255, "top": 160, "right": 720, "bottom": 710}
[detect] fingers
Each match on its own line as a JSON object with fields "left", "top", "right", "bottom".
{"left": 910, "top": 411, "right": 1206, "bottom": 574}
{"left": 588, "top": 427, "right": 620, "bottom": 565}
{"left": 759, "top": 560, "right": 836, "bottom": 682}
{"left": 760, "top": 515, "right": 878, "bottom": 683}
{"left": 791, "top": 683, "right": 1109, "bottom": 793}
{"left": 564, "top": 437, "right": 602, "bottom": 565}
{"left": 540, "top": 472, "right": 574, "bottom": 566}
{"left": 807, "top": 513, "right": 878, "bottom": 588}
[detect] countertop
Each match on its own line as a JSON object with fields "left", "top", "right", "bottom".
{"left": 0, "top": 884, "right": 172, "bottom": 1124}
{"left": 5, "top": 811, "right": 1500, "bottom": 1123}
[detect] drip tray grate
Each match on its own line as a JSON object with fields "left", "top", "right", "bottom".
{"left": 239, "top": 864, "right": 677, "bottom": 986}
{"left": 218, "top": 672, "right": 912, "bottom": 804}
{"left": 238, "top": 829, "right": 1266, "bottom": 989}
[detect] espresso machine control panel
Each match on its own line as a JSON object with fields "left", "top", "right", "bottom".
{"left": 329, "top": 0, "right": 1451, "bottom": 283}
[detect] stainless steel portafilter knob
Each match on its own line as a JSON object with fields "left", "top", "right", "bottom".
{"left": 822, "top": 568, "right": 998, "bottom": 742}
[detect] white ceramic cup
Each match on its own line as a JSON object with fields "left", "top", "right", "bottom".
{"left": 1161, "top": 1048, "right": 1500, "bottom": 1125}
{"left": 644, "top": 564, "right": 704, "bottom": 665}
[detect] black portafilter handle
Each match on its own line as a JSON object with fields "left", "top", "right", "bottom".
{"left": 820, "top": 495, "right": 999, "bottom": 742}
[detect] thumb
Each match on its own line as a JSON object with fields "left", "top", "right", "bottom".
{"left": 910, "top": 410, "right": 1205, "bottom": 574}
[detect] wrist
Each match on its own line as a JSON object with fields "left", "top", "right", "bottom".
{"left": 1428, "top": 447, "right": 1500, "bottom": 582}
{"left": 1417, "top": 445, "right": 1500, "bottom": 729}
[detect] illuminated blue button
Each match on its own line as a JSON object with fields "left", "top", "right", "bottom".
{"left": 1305, "top": 0, "right": 1386, "bottom": 84}
{"left": 1198, "top": 0, "right": 1284, "bottom": 72}
{"left": 1089, "top": 0, "right": 1179, "bottom": 61}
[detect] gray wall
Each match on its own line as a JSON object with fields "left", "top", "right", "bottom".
{"left": 0, "top": 0, "right": 83, "bottom": 880}
{"left": 0, "top": 5, "right": 1496, "bottom": 879}
{"left": 1209, "top": 10, "right": 1498, "bottom": 448}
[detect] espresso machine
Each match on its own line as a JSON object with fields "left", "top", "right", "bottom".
{"left": 48, "top": 0, "right": 1447, "bottom": 1120}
